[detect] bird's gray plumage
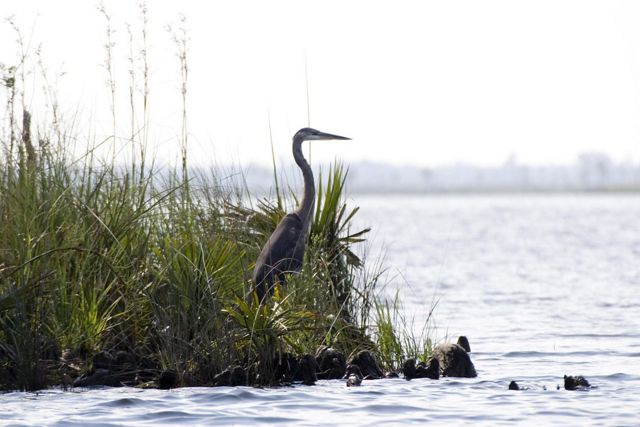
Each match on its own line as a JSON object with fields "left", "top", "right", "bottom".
{"left": 252, "top": 128, "right": 349, "bottom": 301}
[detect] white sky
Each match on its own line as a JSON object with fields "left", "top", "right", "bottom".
{"left": 2, "top": 0, "right": 640, "bottom": 168}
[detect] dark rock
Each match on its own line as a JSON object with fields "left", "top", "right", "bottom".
{"left": 113, "top": 351, "right": 136, "bottom": 371}
{"left": 102, "top": 351, "right": 137, "bottom": 383}
{"left": 230, "top": 366, "right": 247, "bottom": 386}
{"left": 213, "top": 365, "right": 247, "bottom": 387}
{"left": 432, "top": 343, "right": 477, "bottom": 378}
{"left": 92, "top": 351, "right": 114, "bottom": 370}
{"left": 564, "top": 375, "right": 590, "bottom": 390}
{"left": 212, "top": 369, "right": 230, "bottom": 387}
{"left": 315, "top": 346, "right": 347, "bottom": 380}
{"left": 270, "top": 352, "right": 319, "bottom": 385}
{"left": 194, "top": 362, "right": 219, "bottom": 384}
{"left": 421, "top": 358, "right": 440, "bottom": 379}
{"left": 158, "top": 370, "right": 178, "bottom": 390}
{"left": 135, "top": 369, "right": 157, "bottom": 384}
{"left": 457, "top": 336, "right": 471, "bottom": 353}
{"left": 403, "top": 358, "right": 417, "bottom": 380}
{"left": 273, "top": 353, "right": 298, "bottom": 383}
{"left": 182, "top": 372, "right": 198, "bottom": 387}
{"left": 346, "top": 374, "right": 362, "bottom": 387}
{"left": 347, "top": 350, "right": 383, "bottom": 379}
{"left": 74, "top": 351, "right": 135, "bottom": 387}
{"left": 344, "top": 364, "right": 363, "bottom": 379}
{"left": 402, "top": 358, "right": 439, "bottom": 380}
{"left": 73, "top": 368, "right": 122, "bottom": 387}
{"left": 385, "top": 371, "right": 399, "bottom": 378}
{"left": 509, "top": 380, "right": 520, "bottom": 390}
{"left": 344, "top": 365, "right": 363, "bottom": 387}
{"left": 296, "top": 354, "right": 318, "bottom": 386}
{"left": 135, "top": 355, "right": 159, "bottom": 384}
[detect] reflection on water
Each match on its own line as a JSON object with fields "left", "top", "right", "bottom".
{"left": 2, "top": 194, "right": 639, "bottom": 426}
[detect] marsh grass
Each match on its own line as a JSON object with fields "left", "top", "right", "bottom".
{"left": 0, "top": 7, "right": 436, "bottom": 390}
{"left": 373, "top": 291, "right": 438, "bottom": 371}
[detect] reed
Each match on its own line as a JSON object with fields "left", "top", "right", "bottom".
{"left": 373, "top": 291, "right": 437, "bottom": 371}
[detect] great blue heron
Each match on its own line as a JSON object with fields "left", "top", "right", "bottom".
{"left": 252, "top": 127, "right": 350, "bottom": 301}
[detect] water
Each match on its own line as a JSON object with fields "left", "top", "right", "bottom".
{"left": 2, "top": 194, "right": 639, "bottom": 426}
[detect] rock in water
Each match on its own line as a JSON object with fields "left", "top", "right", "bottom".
{"left": 316, "top": 346, "right": 347, "bottom": 379}
{"left": 403, "top": 358, "right": 418, "bottom": 380}
{"left": 212, "top": 368, "right": 231, "bottom": 387}
{"left": 431, "top": 343, "right": 477, "bottom": 378}
{"left": 212, "top": 365, "right": 247, "bottom": 387}
{"left": 564, "top": 375, "right": 591, "bottom": 390}
{"left": 113, "top": 351, "right": 136, "bottom": 371}
{"left": 346, "top": 374, "right": 362, "bottom": 387}
{"left": 344, "top": 364, "right": 363, "bottom": 378}
{"left": 344, "top": 365, "right": 363, "bottom": 387}
{"left": 402, "top": 358, "right": 439, "bottom": 380}
{"left": 229, "top": 366, "right": 247, "bottom": 386}
{"left": 73, "top": 368, "right": 122, "bottom": 387}
{"left": 158, "top": 370, "right": 178, "bottom": 390}
{"left": 73, "top": 350, "right": 140, "bottom": 387}
{"left": 113, "top": 351, "right": 137, "bottom": 383}
{"left": 92, "top": 351, "right": 114, "bottom": 370}
{"left": 457, "top": 336, "right": 471, "bottom": 353}
{"left": 348, "top": 350, "right": 383, "bottom": 379}
{"left": 296, "top": 354, "right": 318, "bottom": 386}
{"left": 273, "top": 353, "right": 298, "bottom": 383}
{"left": 422, "top": 358, "right": 440, "bottom": 379}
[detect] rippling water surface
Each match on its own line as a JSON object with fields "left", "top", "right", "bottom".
{"left": 2, "top": 194, "right": 639, "bottom": 426}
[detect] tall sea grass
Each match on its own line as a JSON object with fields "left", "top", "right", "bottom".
{"left": 0, "top": 7, "right": 436, "bottom": 390}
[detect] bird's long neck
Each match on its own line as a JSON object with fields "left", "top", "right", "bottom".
{"left": 292, "top": 136, "right": 315, "bottom": 230}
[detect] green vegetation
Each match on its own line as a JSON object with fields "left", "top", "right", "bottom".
{"left": 373, "top": 292, "right": 437, "bottom": 370}
{"left": 0, "top": 8, "right": 435, "bottom": 390}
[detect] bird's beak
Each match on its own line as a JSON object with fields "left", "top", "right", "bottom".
{"left": 315, "top": 131, "right": 351, "bottom": 141}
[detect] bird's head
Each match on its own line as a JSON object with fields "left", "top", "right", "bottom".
{"left": 294, "top": 127, "right": 350, "bottom": 142}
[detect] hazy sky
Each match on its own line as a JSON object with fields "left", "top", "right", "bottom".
{"left": 2, "top": 0, "right": 640, "bottom": 168}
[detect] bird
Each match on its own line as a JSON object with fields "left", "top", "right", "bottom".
{"left": 252, "top": 128, "right": 350, "bottom": 302}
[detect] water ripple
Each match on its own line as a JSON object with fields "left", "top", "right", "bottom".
{"left": 100, "top": 397, "right": 147, "bottom": 407}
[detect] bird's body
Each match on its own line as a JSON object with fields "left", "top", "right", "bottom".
{"left": 252, "top": 212, "right": 306, "bottom": 295}
{"left": 252, "top": 128, "right": 349, "bottom": 301}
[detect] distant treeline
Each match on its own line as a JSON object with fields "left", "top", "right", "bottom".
{"left": 234, "top": 153, "right": 640, "bottom": 194}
